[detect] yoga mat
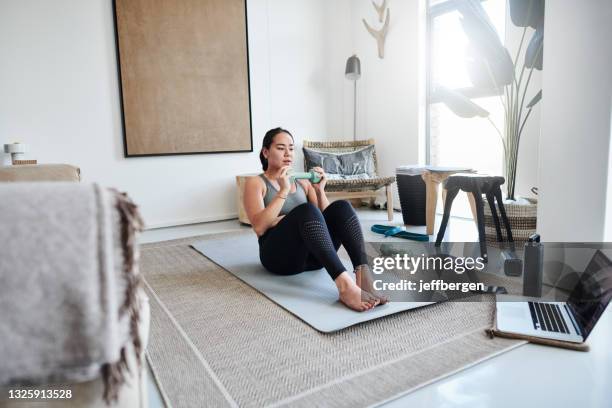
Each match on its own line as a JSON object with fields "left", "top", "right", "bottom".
{"left": 140, "top": 233, "right": 526, "bottom": 408}
{"left": 191, "top": 233, "right": 434, "bottom": 332}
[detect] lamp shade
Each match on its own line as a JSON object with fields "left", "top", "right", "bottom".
{"left": 345, "top": 55, "right": 361, "bottom": 80}
{"left": 4, "top": 143, "right": 27, "bottom": 154}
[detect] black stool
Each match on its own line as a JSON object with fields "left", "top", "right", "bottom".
{"left": 435, "top": 174, "right": 513, "bottom": 262}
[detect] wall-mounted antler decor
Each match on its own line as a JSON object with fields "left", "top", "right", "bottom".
{"left": 372, "top": 0, "right": 388, "bottom": 22}
{"left": 363, "top": 0, "right": 390, "bottom": 59}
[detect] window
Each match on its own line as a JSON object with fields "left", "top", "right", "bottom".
{"left": 427, "top": 0, "right": 507, "bottom": 218}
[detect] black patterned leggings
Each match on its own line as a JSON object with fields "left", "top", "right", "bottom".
{"left": 258, "top": 200, "right": 367, "bottom": 280}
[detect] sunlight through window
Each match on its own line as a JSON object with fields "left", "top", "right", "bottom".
{"left": 428, "top": 0, "right": 507, "bottom": 218}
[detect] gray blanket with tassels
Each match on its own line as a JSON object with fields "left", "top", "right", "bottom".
{"left": 0, "top": 182, "right": 138, "bottom": 391}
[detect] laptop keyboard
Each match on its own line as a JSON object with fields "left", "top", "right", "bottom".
{"left": 528, "top": 302, "right": 570, "bottom": 334}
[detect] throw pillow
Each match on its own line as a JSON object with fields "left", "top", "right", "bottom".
{"left": 303, "top": 145, "right": 376, "bottom": 180}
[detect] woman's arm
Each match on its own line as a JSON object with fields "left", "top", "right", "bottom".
{"left": 315, "top": 188, "right": 330, "bottom": 211}
{"left": 311, "top": 167, "right": 330, "bottom": 211}
{"left": 303, "top": 179, "right": 330, "bottom": 211}
{"left": 244, "top": 176, "right": 288, "bottom": 237}
{"left": 302, "top": 180, "right": 318, "bottom": 207}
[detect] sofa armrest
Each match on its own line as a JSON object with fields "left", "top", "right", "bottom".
{"left": 0, "top": 290, "right": 150, "bottom": 408}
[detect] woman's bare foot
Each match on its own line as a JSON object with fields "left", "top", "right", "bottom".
{"left": 335, "top": 272, "right": 379, "bottom": 312}
{"left": 355, "top": 264, "right": 389, "bottom": 305}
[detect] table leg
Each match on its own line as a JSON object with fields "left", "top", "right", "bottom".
{"left": 386, "top": 185, "right": 394, "bottom": 221}
{"left": 435, "top": 187, "right": 459, "bottom": 246}
{"left": 494, "top": 187, "right": 514, "bottom": 242}
{"left": 236, "top": 175, "right": 251, "bottom": 225}
{"left": 485, "top": 191, "right": 503, "bottom": 241}
{"left": 424, "top": 174, "right": 439, "bottom": 235}
{"left": 473, "top": 192, "right": 488, "bottom": 262}
{"left": 467, "top": 193, "right": 479, "bottom": 227}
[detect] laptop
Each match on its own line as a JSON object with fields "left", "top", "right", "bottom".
{"left": 496, "top": 250, "right": 612, "bottom": 343}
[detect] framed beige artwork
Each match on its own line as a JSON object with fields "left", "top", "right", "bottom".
{"left": 113, "top": 0, "right": 253, "bottom": 157}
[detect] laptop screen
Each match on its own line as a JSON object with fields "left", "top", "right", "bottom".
{"left": 567, "top": 250, "right": 612, "bottom": 339}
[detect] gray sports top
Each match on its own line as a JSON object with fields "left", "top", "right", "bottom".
{"left": 260, "top": 174, "right": 308, "bottom": 216}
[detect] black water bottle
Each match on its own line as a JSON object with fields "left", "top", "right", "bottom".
{"left": 523, "top": 233, "right": 543, "bottom": 297}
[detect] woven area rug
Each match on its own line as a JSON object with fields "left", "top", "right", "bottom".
{"left": 142, "top": 231, "right": 526, "bottom": 408}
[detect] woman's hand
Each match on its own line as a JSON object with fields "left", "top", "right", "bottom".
{"left": 311, "top": 166, "right": 327, "bottom": 193}
{"left": 278, "top": 166, "right": 292, "bottom": 195}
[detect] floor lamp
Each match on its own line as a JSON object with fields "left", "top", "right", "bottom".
{"left": 345, "top": 55, "right": 361, "bottom": 141}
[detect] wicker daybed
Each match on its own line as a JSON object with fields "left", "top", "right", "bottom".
{"left": 303, "top": 139, "right": 396, "bottom": 221}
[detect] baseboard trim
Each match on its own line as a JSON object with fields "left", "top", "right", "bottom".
{"left": 144, "top": 213, "right": 239, "bottom": 230}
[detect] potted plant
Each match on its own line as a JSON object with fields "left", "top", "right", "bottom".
{"left": 434, "top": 0, "right": 544, "bottom": 243}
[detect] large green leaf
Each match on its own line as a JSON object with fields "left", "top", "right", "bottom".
{"left": 509, "top": 0, "right": 545, "bottom": 29}
{"left": 457, "top": 0, "right": 514, "bottom": 88}
{"left": 525, "top": 21, "right": 544, "bottom": 70}
{"left": 526, "top": 90, "right": 542, "bottom": 108}
{"left": 434, "top": 87, "right": 490, "bottom": 118}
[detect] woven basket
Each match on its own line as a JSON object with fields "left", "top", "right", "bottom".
{"left": 484, "top": 197, "right": 537, "bottom": 245}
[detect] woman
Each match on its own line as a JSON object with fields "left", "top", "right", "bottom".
{"left": 243, "top": 127, "right": 387, "bottom": 312}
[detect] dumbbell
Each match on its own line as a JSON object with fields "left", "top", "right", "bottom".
{"left": 288, "top": 169, "right": 322, "bottom": 184}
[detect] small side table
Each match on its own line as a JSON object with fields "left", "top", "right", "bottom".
{"left": 236, "top": 173, "right": 259, "bottom": 225}
{"left": 435, "top": 174, "right": 513, "bottom": 262}
{"left": 396, "top": 166, "right": 476, "bottom": 235}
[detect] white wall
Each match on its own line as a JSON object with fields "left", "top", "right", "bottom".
{"left": 538, "top": 0, "right": 612, "bottom": 241}
{"left": 353, "top": 0, "right": 423, "bottom": 175}
{"left": 267, "top": 0, "right": 424, "bottom": 209}
{"left": 333, "top": 0, "right": 424, "bottom": 208}
{"left": 266, "top": 0, "right": 344, "bottom": 166}
{"left": 0, "top": 0, "right": 337, "bottom": 228}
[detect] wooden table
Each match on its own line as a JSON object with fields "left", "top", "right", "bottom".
{"left": 236, "top": 173, "right": 259, "bottom": 225}
{"left": 421, "top": 170, "right": 476, "bottom": 235}
{"left": 396, "top": 165, "right": 476, "bottom": 235}
{"left": 397, "top": 165, "right": 476, "bottom": 235}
